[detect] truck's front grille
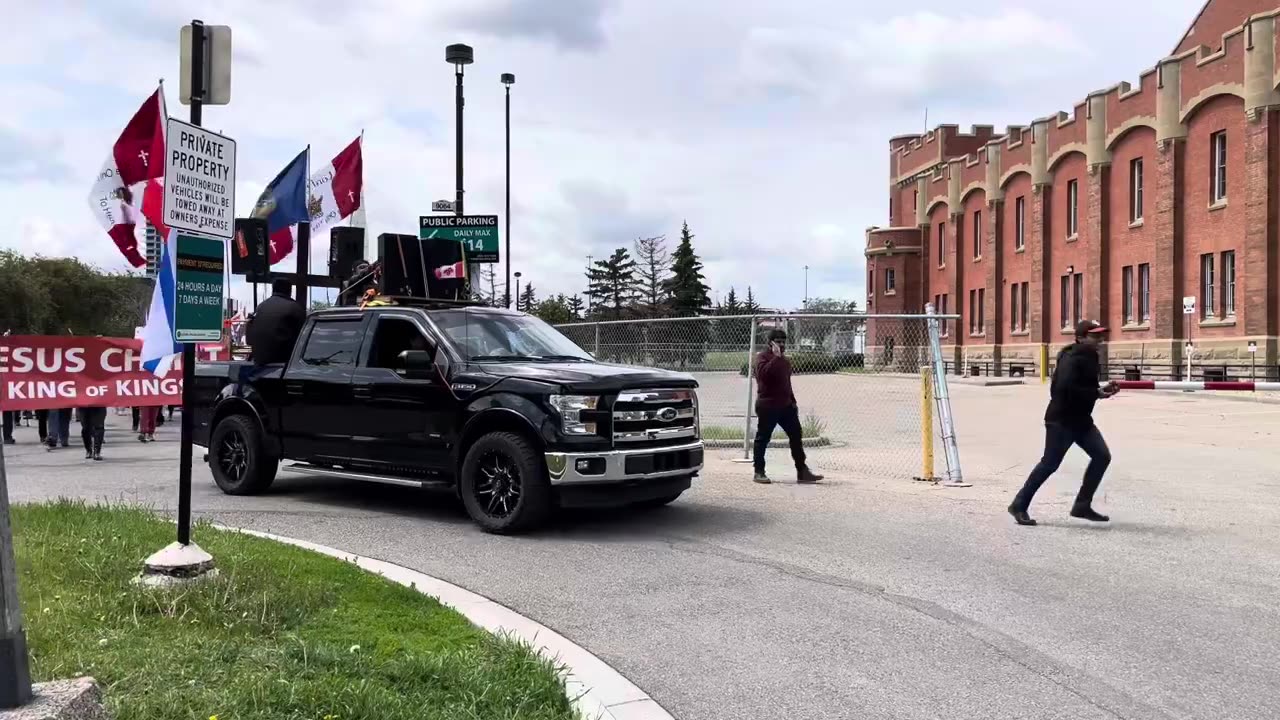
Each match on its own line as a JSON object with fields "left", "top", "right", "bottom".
{"left": 611, "top": 388, "right": 698, "bottom": 446}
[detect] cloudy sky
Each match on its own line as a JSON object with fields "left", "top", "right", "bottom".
{"left": 2, "top": 0, "right": 1205, "bottom": 311}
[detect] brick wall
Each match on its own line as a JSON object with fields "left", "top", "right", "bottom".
{"left": 870, "top": 2, "right": 1280, "bottom": 374}
{"left": 1183, "top": 94, "right": 1247, "bottom": 338}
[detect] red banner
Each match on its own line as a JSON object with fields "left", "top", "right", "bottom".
{"left": 0, "top": 336, "right": 229, "bottom": 411}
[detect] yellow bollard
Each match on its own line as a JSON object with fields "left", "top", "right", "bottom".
{"left": 920, "top": 365, "right": 934, "bottom": 481}
{"left": 1040, "top": 344, "right": 1049, "bottom": 384}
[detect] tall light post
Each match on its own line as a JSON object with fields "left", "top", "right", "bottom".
{"left": 803, "top": 265, "right": 809, "bottom": 308}
{"left": 446, "top": 44, "right": 473, "bottom": 282}
{"left": 514, "top": 271, "right": 523, "bottom": 312}
{"left": 502, "top": 72, "right": 515, "bottom": 308}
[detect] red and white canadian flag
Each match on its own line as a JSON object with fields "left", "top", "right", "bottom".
{"left": 271, "top": 136, "right": 363, "bottom": 264}
{"left": 86, "top": 88, "right": 167, "bottom": 267}
{"left": 434, "top": 261, "right": 465, "bottom": 280}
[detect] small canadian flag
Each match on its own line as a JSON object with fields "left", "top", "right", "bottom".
{"left": 434, "top": 261, "right": 464, "bottom": 280}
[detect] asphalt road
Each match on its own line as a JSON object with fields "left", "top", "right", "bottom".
{"left": 5, "top": 386, "right": 1278, "bottom": 720}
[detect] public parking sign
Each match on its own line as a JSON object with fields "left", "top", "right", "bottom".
{"left": 163, "top": 118, "right": 236, "bottom": 239}
{"left": 419, "top": 214, "right": 499, "bottom": 263}
{"left": 174, "top": 233, "right": 226, "bottom": 342}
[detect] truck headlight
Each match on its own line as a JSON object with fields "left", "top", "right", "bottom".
{"left": 549, "top": 395, "right": 599, "bottom": 435}
{"left": 691, "top": 390, "right": 701, "bottom": 439}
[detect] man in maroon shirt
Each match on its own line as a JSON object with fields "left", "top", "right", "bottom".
{"left": 753, "top": 329, "right": 824, "bottom": 484}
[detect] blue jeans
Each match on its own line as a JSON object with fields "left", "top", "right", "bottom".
{"left": 46, "top": 409, "right": 72, "bottom": 446}
{"left": 1012, "top": 423, "right": 1111, "bottom": 511}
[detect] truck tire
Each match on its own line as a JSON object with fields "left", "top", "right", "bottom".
{"left": 460, "top": 432, "right": 552, "bottom": 534}
{"left": 209, "top": 414, "right": 278, "bottom": 495}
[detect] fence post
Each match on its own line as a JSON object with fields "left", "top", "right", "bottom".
{"left": 739, "top": 316, "right": 758, "bottom": 462}
{"left": 1039, "top": 343, "right": 1049, "bottom": 384}
{"left": 927, "top": 304, "right": 970, "bottom": 488}
{"left": 917, "top": 364, "right": 935, "bottom": 482}
{"left": 593, "top": 324, "right": 601, "bottom": 357}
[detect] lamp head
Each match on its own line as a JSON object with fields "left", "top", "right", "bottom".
{"left": 501, "top": 72, "right": 515, "bottom": 85}
{"left": 445, "top": 44, "right": 474, "bottom": 66}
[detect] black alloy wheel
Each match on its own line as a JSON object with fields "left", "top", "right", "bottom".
{"left": 460, "top": 432, "right": 551, "bottom": 534}
{"left": 218, "top": 427, "right": 249, "bottom": 484}
{"left": 474, "top": 450, "right": 522, "bottom": 519}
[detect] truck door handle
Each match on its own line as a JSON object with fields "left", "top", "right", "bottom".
{"left": 286, "top": 381, "right": 304, "bottom": 396}
{"left": 352, "top": 384, "right": 372, "bottom": 400}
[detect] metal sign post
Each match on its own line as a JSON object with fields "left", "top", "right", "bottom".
{"left": 1183, "top": 296, "right": 1196, "bottom": 381}
{"left": 0, "top": 441, "right": 32, "bottom": 708}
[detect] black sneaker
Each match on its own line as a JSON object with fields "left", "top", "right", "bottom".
{"left": 85, "top": 450, "right": 94, "bottom": 460}
{"left": 1070, "top": 506, "right": 1110, "bottom": 523}
{"left": 2, "top": 437, "right": 14, "bottom": 445}
{"left": 93, "top": 452, "right": 103, "bottom": 461}
{"left": 1008, "top": 504, "right": 1037, "bottom": 526}
{"left": 753, "top": 471, "right": 771, "bottom": 484}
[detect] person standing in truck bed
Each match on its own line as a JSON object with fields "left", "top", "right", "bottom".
{"left": 247, "top": 279, "right": 306, "bottom": 365}
{"left": 753, "top": 329, "right": 824, "bottom": 485}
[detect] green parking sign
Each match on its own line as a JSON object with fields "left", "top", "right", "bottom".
{"left": 174, "top": 233, "right": 226, "bottom": 342}
{"left": 419, "top": 214, "right": 500, "bottom": 263}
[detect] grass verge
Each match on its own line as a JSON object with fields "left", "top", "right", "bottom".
{"left": 702, "top": 412, "right": 828, "bottom": 441}
{"left": 13, "top": 500, "right": 578, "bottom": 720}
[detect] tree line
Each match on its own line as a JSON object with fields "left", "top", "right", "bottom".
{"left": 0, "top": 252, "right": 153, "bottom": 337}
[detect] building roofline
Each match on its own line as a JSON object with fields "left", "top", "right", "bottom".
{"left": 1172, "top": 0, "right": 1215, "bottom": 55}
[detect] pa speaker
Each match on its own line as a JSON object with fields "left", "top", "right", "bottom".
{"left": 377, "top": 233, "right": 426, "bottom": 297}
{"left": 230, "top": 218, "right": 269, "bottom": 278}
{"left": 329, "top": 227, "right": 365, "bottom": 280}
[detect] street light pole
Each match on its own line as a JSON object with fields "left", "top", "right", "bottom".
{"left": 502, "top": 72, "right": 515, "bottom": 308}
{"left": 804, "top": 265, "right": 809, "bottom": 308}
{"left": 514, "top": 271, "right": 523, "bottom": 312}
{"left": 446, "top": 44, "right": 474, "bottom": 286}
{"left": 0, "top": 441, "right": 32, "bottom": 709}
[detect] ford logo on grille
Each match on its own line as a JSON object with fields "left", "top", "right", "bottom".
{"left": 655, "top": 407, "right": 679, "bottom": 423}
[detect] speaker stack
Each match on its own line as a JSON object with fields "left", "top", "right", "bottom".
{"left": 230, "top": 218, "right": 269, "bottom": 279}
{"left": 329, "top": 227, "right": 365, "bottom": 280}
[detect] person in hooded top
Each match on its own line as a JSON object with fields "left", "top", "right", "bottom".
{"left": 1008, "top": 320, "right": 1119, "bottom": 526}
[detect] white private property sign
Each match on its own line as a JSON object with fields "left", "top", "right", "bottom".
{"left": 1182, "top": 296, "right": 1196, "bottom": 315}
{"left": 162, "top": 117, "right": 236, "bottom": 239}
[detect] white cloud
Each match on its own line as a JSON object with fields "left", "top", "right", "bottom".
{"left": 0, "top": 0, "right": 1206, "bottom": 315}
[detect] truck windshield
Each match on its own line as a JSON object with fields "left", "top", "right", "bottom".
{"left": 432, "top": 309, "right": 593, "bottom": 362}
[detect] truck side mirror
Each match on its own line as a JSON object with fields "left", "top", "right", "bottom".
{"left": 399, "top": 349, "right": 436, "bottom": 379}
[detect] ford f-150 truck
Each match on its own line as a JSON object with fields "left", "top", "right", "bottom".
{"left": 191, "top": 298, "right": 704, "bottom": 533}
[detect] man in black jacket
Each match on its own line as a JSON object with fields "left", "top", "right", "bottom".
{"left": 1009, "top": 320, "right": 1119, "bottom": 526}
{"left": 246, "top": 279, "right": 306, "bottom": 365}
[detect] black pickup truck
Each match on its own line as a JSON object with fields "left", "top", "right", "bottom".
{"left": 191, "top": 299, "right": 704, "bottom": 533}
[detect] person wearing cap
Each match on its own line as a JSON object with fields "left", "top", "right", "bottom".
{"left": 752, "top": 329, "right": 824, "bottom": 484}
{"left": 1008, "top": 319, "right": 1119, "bottom": 526}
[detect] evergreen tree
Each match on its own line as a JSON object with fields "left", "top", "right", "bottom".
{"left": 663, "top": 221, "right": 711, "bottom": 316}
{"left": 567, "top": 294, "right": 585, "bottom": 320}
{"left": 519, "top": 283, "right": 537, "bottom": 312}
{"left": 585, "top": 248, "right": 638, "bottom": 320}
{"left": 633, "top": 235, "right": 670, "bottom": 317}
{"left": 722, "top": 287, "right": 742, "bottom": 315}
{"left": 743, "top": 286, "right": 762, "bottom": 314}
{"left": 532, "top": 294, "right": 573, "bottom": 325}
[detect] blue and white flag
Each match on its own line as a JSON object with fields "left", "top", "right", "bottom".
{"left": 139, "top": 228, "right": 182, "bottom": 375}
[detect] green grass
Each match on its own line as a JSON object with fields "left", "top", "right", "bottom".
{"left": 13, "top": 501, "right": 578, "bottom": 720}
{"left": 702, "top": 412, "right": 827, "bottom": 441}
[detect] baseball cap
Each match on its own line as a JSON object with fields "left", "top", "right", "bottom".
{"left": 1074, "top": 319, "right": 1107, "bottom": 338}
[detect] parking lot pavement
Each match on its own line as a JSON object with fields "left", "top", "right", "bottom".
{"left": 5, "top": 390, "right": 1279, "bottom": 720}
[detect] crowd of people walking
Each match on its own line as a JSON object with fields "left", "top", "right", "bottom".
{"left": 1, "top": 405, "right": 173, "bottom": 460}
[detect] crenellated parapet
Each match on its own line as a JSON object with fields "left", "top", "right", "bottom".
{"left": 885, "top": 8, "right": 1280, "bottom": 201}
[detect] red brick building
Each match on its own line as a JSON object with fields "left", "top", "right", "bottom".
{"left": 866, "top": 0, "right": 1280, "bottom": 377}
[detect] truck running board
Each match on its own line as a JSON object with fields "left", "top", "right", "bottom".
{"left": 280, "top": 462, "right": 452, "bottom": 490}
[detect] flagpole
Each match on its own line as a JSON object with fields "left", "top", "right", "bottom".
{"left": 296, "top": 145, "right": 311, "bottom": 308}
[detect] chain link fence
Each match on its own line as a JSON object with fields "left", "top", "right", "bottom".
{"left": 557, "top": 313, "right": 960, "bottom": 481}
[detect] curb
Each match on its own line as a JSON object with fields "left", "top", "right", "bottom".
{"left": 215, "top": 525, "right": 675, "bottom": 720}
